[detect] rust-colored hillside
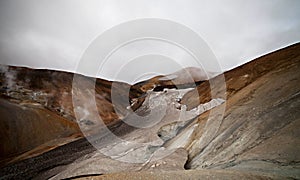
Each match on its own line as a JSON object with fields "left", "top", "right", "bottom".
{"left": 0, "top": 43, "right": 299, "bottom": 179}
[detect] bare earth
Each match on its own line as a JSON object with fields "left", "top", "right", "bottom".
{"left": 0, "top": 43, "right": 299, "bottom": 179}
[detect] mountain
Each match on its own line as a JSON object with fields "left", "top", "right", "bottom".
{"left": 0, "top": 66, "right": 144, "bottom": 165}
{"left": 0, "top": 43, "right": 299, "bottom": 179}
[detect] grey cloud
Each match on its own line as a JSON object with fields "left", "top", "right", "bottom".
{"left": 0, "top": 0, "right": 299, "bottom": 82}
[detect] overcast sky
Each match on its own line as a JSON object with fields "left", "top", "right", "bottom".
{"left": 0, "top": 0, "right": 299, "bottom": 83}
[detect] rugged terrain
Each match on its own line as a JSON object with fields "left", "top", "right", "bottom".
{"left": 0, "top": 65, "right": 145, "bottom": 165}
{"left": 0, "top": 43, "right": 299, "bottom": 179}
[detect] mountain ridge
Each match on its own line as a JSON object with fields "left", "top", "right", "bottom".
{"left": 0, "top": 42, "right": 299, "bottom": 179}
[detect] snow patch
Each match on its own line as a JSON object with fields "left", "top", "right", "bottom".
{"left": 158, "top": 74, "right": 178, "bottom": 81}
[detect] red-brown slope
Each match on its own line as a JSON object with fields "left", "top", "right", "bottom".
{"left": 0, "top": 65, "right": 143, "bottom": 165}
{"left": 0, "top": 96, "right": 81, "bottom": 164}
{"left": 176, "top": 43, "right": 300, "bottom": 178}
{"left": 181, "top": 43, "right": 300, "bottom": 109}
